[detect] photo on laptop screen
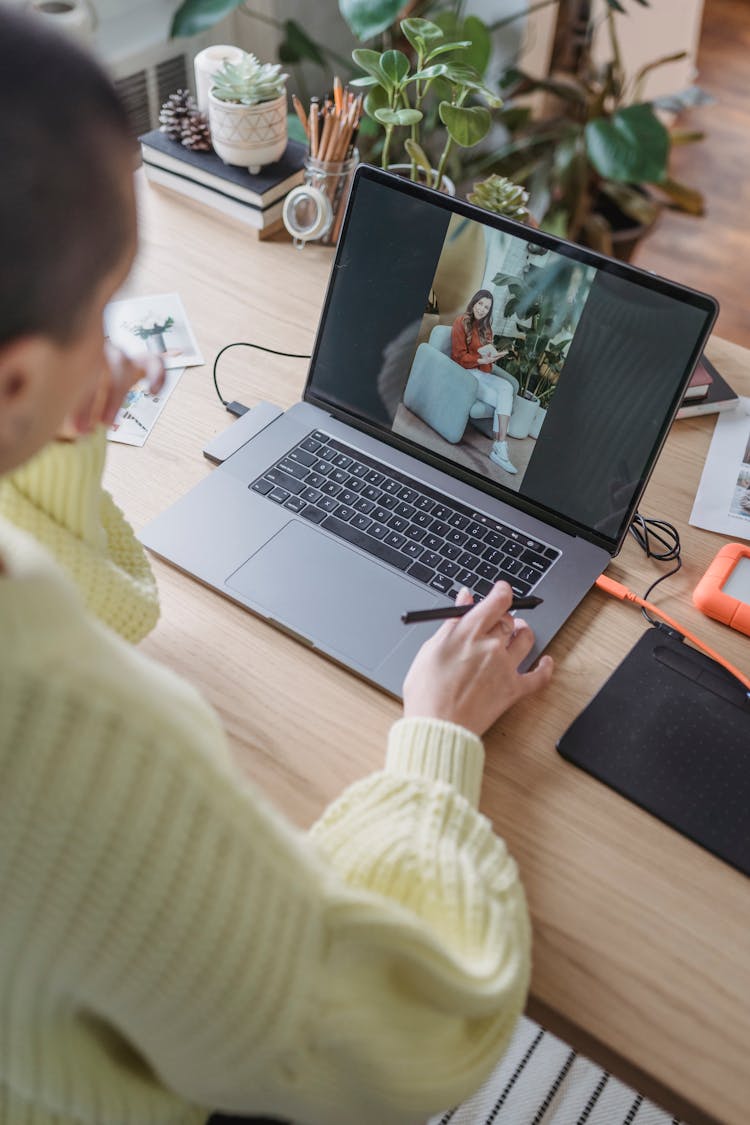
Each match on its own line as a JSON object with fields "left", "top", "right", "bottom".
{"left": 306, "top": 169, "right": 717, "bottom": 551}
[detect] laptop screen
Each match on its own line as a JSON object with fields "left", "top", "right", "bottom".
{"left": 304, "top": 165, "right": 717, "bottom": 553}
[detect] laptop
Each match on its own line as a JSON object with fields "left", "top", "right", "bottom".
{"left": 139, "top": 165, "right": 717, "bottom": 697}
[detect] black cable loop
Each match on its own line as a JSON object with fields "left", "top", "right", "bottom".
{"left": 628, "top": 513, "right": 682, "bottom": 625}
{"left": 212, "top": 341, "right": 311, "bottom": 408}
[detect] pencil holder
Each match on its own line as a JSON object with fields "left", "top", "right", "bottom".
{"left": 282, "top": 151, "right": 358, "bottom": 249}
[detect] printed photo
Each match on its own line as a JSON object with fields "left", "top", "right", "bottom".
{"left": 392, "top": 214, "right": 596, "bottom": 491}
{"left": 729, "top": 463, "right": 750, "bottom": 522}
{"left": 107, "top": 367, "right": 185, "bottom": 447}
{"left": 104, "top": 292, "right": 203, "bottom": 370}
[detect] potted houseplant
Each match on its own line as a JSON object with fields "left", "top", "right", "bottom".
{"left": 350, "top": 16, "right": 501, "bottom": 193}
{"left": 125, "top": 315, "right": 175, "bottom": 355}
{"left": 209, "top": 51, "right": 289, "bottom": 173}
{"left": 477, "top": 2, "right": 705, "bottom": 258}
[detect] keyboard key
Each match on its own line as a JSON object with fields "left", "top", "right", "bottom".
{"left": 466, "top": 521, "right": 487, "bottom": 540}
{"left": 284, "top": 496, "right": 305, "bottom": 513}
{"left": 522, "top": 548, "right": 550, "bottom": 572}
{"left": 380, "top": 478, "right": 401, "bottom": 494}
{"left": 322, "top": 515, "right": 410, "bottom": 571}
{"left": 446, "top": 528, "right": 468, "bottom": 547}
{"left": 454, "top": 568, "right": 475, "bottom": 588}
{"left": 448, "top": 513, "right": 469, "bottom": 530}
{"left": 395, "top": 501, "right": 415, "bottom": 519}
{"left": 432, "top": 504, "right": 452, "bottom": 520}
{"left": 403, "top": 541, "right": 423, "bottom": 560}
{"left": 484, "top": 531, "right": 505, "bottom": 549}
{"left": 318, "top": 496, "right": 339, "bottom": 513}
{"left": 501, "top": 557, "right": 521, "bottom": 575}
{"left": 265, "top": 468, "right": 304, "bottom": 495}
{"left": 351, "top": 514, "right": 372, "bottom": 531}
{"left": 311, "top": 430, "right": 329, "bottom": 443}
{"left": 335, "top": 505, "right": 356, "bottom": 522}
{"left": 313, "top": 459, "right": 333, "bottom": 474}
{"left": 365, "top": 469, "right": 384, "bottom": 485}
{"left": 430, "top": 574, "right": 453, "bottom": 593}
{"left": 371, "top": 506, "right": 390, "bottom": 522}
{"left": 250, "top": 478, "right": 273, "bottom": 495}
{"left": 438, "top": 558, "right": 460, "bottom": 578}
{"left": 423, "top": 534, "right": 442, "bottom": 552}
{"left": 338, "top": 489, "right": 358, "bottom": 506}
{"left": 330, "top": 468, "right": 349, "bottom": 484}
{"left": 362, "top": 485, "right": 381, "bottom": 502}
{"left": 367, "top": 522, "right": 388, "bottom": 540}
{"left": 288, "top": 448, "right": 316, "bottom": 467}
{"left": 355, "top": 497, "right": 375, "bottom": 514}
{"left": 407, "top": 562, "right": 434, "bottom": 584}
{"left": 300, "top": 437, "right": 321, "bottom": 454}
{"left": 420, "top": 550, "right": 441, "bottom": 569}
{"left": 458, "top": 550, "right": 478, "bottom": 569}
{"left": 465, "top": 538, "right": 485, "bottom": 555}
{"left": 319, "top": 446, "right": 337, "bottom": 462}
{"left": 386, "top": 531, "right": 406, "bottom": 550}
{"left": 517, "top": 565, "right": 540, "bottom": 584}
{"left": 301, "top": 504, "right": 326, "bottom": 525}
{"left": 476, "top": 560, "right": 499, "bottom": 580}
{"left": 414, "top": 496, "right": 435, "bottom": 513}
{"left": 405, "top": 525, "right": 426, "bottom": 542}
{"left": 377, "top": 493, "right": 399, "bottom": 510}
{"left": 523, "top": 536, "right": 544, "bottom": 552}
{"left": 348, "top": 461, "right": 368, "bottom": 477}
{"left": 388, "top": 516, "right": 409, "bottom": 534}
{"left": 333, "top": 454, "right": 352, "bottom": 469}
{"left": 398, "top": 486, "right": 417, "bottom": 503}
{"left": 345, "top": 477, "right": 365, "bottom": 493}
{"left": 439, "top": 542, "right": 462, "bottom": 561}
{"left": 503, "top": 540, "right": 523, "bottom": 557}
{"left": 412, "top": 511, "right": 432, "bottom": 527}
{"left": 300, "top": 486, "right": 321, "bottom": 503}
{"left": 269, "top": 487, "right": 290, "bottom": 504}
{"left": 278, "top": 459, "right": 308, "bottom": 480}
{"left": 305, "top": 472, "right": 326, "bottom": 489}
{"left": 320, "top": 480, "right": 342, "bottom": 497}
{"left": 543, "top": 546, "right": 559, "bottom": 560}
{"left": 482, "top": 547, "right": 503, "bottom": 566}
{"left": 430, "top": 519, "right": 450, "bottom": 537}
{"left": 508, "top": 578, "right": 531, "bottom": 597}
{"left": 474, "top": 578, "right": 493, "bottom": 597}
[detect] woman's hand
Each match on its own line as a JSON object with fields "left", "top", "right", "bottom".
{"left": 57, "top": 344, "right": 165, "bottom": 440}
{"left": 402, "top": 581, "right": 553, "bottom": 737}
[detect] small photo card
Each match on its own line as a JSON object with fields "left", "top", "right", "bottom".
{"left": 104, "top": 292, "right": 203, "bottom": 370}
{"left": 107, "top": 367, "right": 185, "bottom": 447}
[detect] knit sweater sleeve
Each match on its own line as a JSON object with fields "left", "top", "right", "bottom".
{"left": 0, "top": 429, "right": 158, "bottom": 641}
{"left": 3, "top": 637, "right": 530, "bottom": 1125}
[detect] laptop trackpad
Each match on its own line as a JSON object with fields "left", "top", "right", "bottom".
{"left": 226, "top": 521, "right": 431, "bottom": 670}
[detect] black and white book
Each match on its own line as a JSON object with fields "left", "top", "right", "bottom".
{"left": 139, "top": 129, "right": 306, "bottom": 210}
{"left": 141, "top": 163, "right": 286, "bottom": 230}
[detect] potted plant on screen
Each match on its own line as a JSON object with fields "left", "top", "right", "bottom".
{"left": 350, "top": 16, "right": 501, "bottom": 193}
{"left": 208, "top": 51, "right": 289, "bottom": 173}
{"left": 125, "top": 315, "right": 175, "bottom": 355}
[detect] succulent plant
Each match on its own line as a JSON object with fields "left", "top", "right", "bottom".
{"left": 467, "top": 175, "right": 530, "bottom": 223}
{"left": 211, "top": 52, "right": 288, "bottom": 107}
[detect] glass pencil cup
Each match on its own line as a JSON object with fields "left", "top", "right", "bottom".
{"left": 282, "top": 150, "right": 358, "bottom": 249}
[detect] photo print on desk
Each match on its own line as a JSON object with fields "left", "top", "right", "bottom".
{"left": 690, "top": 397, "right": 750, "bottom": 538}
{"left": 107, "top": 366, "right": 185, "bottom": 447}
{"left": 104, "top": 292, "right": 203, "bottom": 370}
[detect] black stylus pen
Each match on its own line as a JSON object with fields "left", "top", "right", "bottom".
{"left": 401, "top": 595, "right": 543, "bottom": 625}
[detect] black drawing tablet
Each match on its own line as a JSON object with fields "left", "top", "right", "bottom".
{"left": 557, "top": 627, "right": 750, "bottom": 876}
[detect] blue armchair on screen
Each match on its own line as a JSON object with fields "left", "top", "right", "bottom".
{"left": 403, "top": 324, "right": 519, "bottom": 444}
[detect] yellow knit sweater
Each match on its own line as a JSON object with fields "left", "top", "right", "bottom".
{"left": 0, "top": 434, "right": 531, "bottom": 1125}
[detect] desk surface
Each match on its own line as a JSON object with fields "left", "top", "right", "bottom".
{"left": 106, "top": 176, "right": 750, "bottom": 1125}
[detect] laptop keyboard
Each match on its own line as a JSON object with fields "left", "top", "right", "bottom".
{"left": 249, "top": 431, "right": 560, "bottom": 600}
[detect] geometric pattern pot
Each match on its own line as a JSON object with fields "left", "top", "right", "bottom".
{"left": 208, "top": 91, "right": 287, "bottom": 173}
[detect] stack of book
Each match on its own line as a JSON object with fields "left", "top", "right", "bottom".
{"left": 139, "top": 129, "right": 306, "bottom": 236}
{"left": 675, "top": 353, "right": 739, "bottom": 419}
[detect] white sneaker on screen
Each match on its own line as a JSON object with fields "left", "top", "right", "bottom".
{"left": 489, "top": 440, "right": 517, "bottom": 474}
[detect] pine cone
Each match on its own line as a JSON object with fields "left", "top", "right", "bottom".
{"left": 181, "top": 108, "right": 212, "bottom": 153}
{"left": 159, "top": 89, "right": 196, "bottom": 142}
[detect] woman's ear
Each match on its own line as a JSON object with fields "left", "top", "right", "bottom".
{"left": 0, "top": 337, "right": 48, "bottom": 468}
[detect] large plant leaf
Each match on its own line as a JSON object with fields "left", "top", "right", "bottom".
{"left": 278, "top": 20, "right": 326, "bottom": 67}
{"left": 653, "top": 177, "right": 705, "bottom": 215}
{"left": 339, "top": 0, "right": 402, "bottom": 41}
{"left": 170, "top": 0, "right": 244, "bottom": 38}
{"left": 380, "top": 49, "right": 410, "bottom": 87}
{"left": 352, "top": 48, "right": 390, "bottom": 88}
{"left": 598, "top": 180, "right": 660, "bottom": 226}
{"left": 585, "top": 104, "right": 669, "bottom": 183}
{"left": 401, "top": 17, "right": 444, "bottom": 54}
{"left": 433, "top": 11, "right": 491, "bottom": 77}
{"left": 364, "top": 84, "right": 389, "bottom": 119}
{"left": 439, "top": 103, "right": 491, "bottom": 147}
{"left": 405, "top": 138, "right": 433, "bottom": 177}
{"left": 375, "top": 107, "right": 423, "bottom": 126}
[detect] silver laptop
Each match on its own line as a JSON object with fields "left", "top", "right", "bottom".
{"left": 140, "top": 165, "right": 717, "bottom": 697}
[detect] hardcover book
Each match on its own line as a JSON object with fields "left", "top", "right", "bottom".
{"left": 139, "top": 129, "right": 306, "bottom": 210}
{"left": 675, "top": 354, "right": 739, "bottom": 419}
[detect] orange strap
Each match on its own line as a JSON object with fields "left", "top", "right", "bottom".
{"left": 595, "top": 574, "right": 750, "bottom": 693}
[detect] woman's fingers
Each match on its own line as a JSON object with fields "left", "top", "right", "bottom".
{"left": 460, "top": 581, "right": 514, "bottom": 634}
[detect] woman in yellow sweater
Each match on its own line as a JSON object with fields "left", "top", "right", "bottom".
{"left": 0, "top": 11, "right": 553, "bottom": 1125}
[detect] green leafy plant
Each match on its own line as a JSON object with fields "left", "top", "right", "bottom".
{"left": 125, "top": 316, "right": 174, "bottom": 340}
{"left": 351, "top": 17, "right": 501, "bottom": 190}
{"left": 480, "top": 3, "right": 705, "bottom": 255}
{"left": 467, "top": 174, "right": 531, "bottom": 222}
{"left": 211, "top": 52, "right": 287, "bottom": 105}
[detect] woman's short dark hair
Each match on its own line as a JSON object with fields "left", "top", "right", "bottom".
{"left": 0, "top": 9, "right": 134, "bottom": 345}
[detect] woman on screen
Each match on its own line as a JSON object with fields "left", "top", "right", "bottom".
{"left": 451, "top": 289, "right": 517, "bottom": 474}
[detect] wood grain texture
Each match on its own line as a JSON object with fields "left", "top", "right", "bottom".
{"left": 633, "top": 0, "right": 750, "bottom": 348}
{"left": 105, "top": 176, "right": 750, "bottom": 1125}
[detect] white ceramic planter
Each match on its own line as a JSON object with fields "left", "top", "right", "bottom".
{"left": 28, "top": 0, "right": 96, "bottom": 46}
{"left": 528, "top": 404, "right": 547, "bottom": 439}
{"left": 507, "top": 392, "right": 540, "bottom": 439}
{"left": 208, "top": 90, "right": 287, "bottom": 173}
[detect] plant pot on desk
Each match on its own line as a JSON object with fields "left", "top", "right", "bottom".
{"left": 208, "top": 91, "right": 287, "bottom": 174}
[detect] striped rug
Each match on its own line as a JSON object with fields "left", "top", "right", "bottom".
{"left": 428, "top": 1015, "right": 685, "bottom": 1125}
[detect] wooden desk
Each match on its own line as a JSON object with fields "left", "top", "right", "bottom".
{"left": 106, "top": 177, "right": 750, "bottom": 1125}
